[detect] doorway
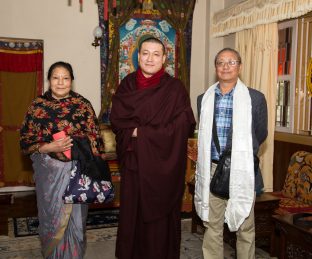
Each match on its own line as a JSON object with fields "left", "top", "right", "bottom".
{"left": 0, "top": 37, "right": 43, "bottom": 188}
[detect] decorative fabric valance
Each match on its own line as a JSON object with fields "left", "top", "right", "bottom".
{"left": 212, "top": 0, "right": 312, "bottom": 37}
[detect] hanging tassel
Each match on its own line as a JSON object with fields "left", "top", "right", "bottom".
{"left": 68, "top": 0, "right": 72, "bottom": 6}
{"left": 79, "top": 0, "right": 83, "bottom": 12}
{"left": 138, "top": 0, "right": 143, "bottom": 9}
{"left": 104, "top": 0, "right": 108, "bottom": 20}
{"left": 113, "top": 0, "right": 117, "bottom": 16}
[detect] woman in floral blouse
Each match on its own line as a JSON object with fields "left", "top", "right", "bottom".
{"left": 20, "top": 61, "right": 104, "bottom": 259}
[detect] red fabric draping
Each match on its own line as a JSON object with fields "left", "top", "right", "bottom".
{"left": 104, "top": 0, "right": 108, "bottom": 20}
{"left": 136, "top": 67, "right": 165, "bottom": 90}
{"left": 0, "top": 41, "right": 43, "bottom": 186}
{"left": 0, "top": 51, "right": 43, "bottom": 72}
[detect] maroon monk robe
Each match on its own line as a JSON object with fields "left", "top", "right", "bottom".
{"left": 110, "top": 72, "right": 195, "bottom": 259}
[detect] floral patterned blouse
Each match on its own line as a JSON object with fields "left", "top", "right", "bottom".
{"left": 20, "top": 90, "right": 104, "bottom": 161}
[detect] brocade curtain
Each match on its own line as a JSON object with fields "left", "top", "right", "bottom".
{"left": 235, "top": 23, "right": 278, "bottom": 192}
{"left": 99, "top": 0, "right": 139, "bottom": 123}
{"left": 153, "top": 0, "right": 195, "bottom": 93}
{"left": 96, "top": 0, "right": 195, "bottom": 212}
{"left": 0, "top": 38, "right": 43, "bottom": 187}
{"left": 99, "top": 0, "right": 196, "bottom": 123}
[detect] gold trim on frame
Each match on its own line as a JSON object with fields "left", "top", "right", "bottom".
{"left": 307, "top": 57, "right": 312, "bottom": 96}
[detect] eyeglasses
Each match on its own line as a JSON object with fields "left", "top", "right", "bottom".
{"left": 216, "top": 60, "right": 240, "bottom": 67}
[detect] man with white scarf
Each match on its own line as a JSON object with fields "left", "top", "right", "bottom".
{"left": 195, "top": 48, "right": 268, "bottom": 259}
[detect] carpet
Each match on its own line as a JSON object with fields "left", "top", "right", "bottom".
{"left": 0, "top": 219, "right": 274, "bottom": 259}
{"left": 13, "top": 209, "right": 119, "bottom": 237}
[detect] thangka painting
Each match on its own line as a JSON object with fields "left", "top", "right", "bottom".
{"left": 118, "top": 17, "right": 177, "bottom": 83}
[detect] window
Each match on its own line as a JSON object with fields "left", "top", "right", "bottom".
{"left": 276, "top": 16, "right": 312, "bottom": 135}
{"left": 294, "top": 15, "right": 312, "bottom": 135}
{"left": 276, "top": 20, "right": 297, "bottom": 132}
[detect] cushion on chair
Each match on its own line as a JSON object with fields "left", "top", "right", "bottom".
{"left": 100, "top": 127, "right": 116, "bottom": 153}
{"left": 296, "top": 152, "right": 312, "bottom": 204}
{"left": 282, "top": 151, "right": 307, "bottom": 198}
{"left": 282, "top": 151, "right": 312, "bottom": 205}
{"left": 272, "top": 192, "right": 312, "bottom": 215}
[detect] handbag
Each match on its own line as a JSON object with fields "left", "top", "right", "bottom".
{"left": 62, "top": 137, "right": 115, "bottom": 204}
{"left": 63, "top": 160, "right": 114, "bottom": 204}
{"left": 210, "top": 117, "right": 259, "bottom": 199}
{"left": 210, "top": 149, "right": 231, "bottom": 199}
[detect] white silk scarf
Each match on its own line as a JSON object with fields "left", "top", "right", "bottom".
{"left": 194, "top": 78, "right": 255, "bottom": 231}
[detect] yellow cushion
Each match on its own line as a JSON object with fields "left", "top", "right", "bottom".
{"left": 282, "top": 151, "right": 302, "bottom": 199}
{"left": 100, "top": 128, "right": 116, "bottom": 153}
{"left": 282, "top": 151, "right": 312, "bottom": 205}
{"left": 296, "top": 152, "right": 312, "bottom": 205}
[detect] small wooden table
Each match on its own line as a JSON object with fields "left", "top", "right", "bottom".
{"left": 272, "top": 213, "right": 312, "bottom": 258}
{"left": 0, "top": 186, "right": 120, "bottom": 236}
{"left": 0, "top": 155, "right": 121, "bottom": 236}
{"left": 0, "top": 191, "right": 38, "bottom": 235}
{"left": 187, "top": 180, "right": 280, "bottom": 253}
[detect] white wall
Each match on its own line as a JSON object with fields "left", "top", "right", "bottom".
{"left": 0, "top": 0, "right": 101, "bottom": 114}
{"left": 190, "top": 0, "right": 226, "bottom": 121}
{"left": 190, "top": 0, "right": 209, "bottom": 120}
{"left": 0, "top": 0, "right": 230, "bottom": 121}
{"left": 190, "top": 0, "right": 242, "bottom": 120}
{"left": 207, "top": 1, "right": 225, "bottom": 87}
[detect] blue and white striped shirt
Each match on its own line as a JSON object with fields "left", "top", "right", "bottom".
{"left": 211, "top": 85, "right": 234, "bottom": 161}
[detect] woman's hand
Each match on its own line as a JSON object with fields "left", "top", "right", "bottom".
{"left": 39, "top": 136, "right": 73, "bottom": 153}
{"left": 101, "top": 153, "right": 117, "bottom": 160}
{"left": 132, "top": 128, "right": 137, "bottom": 137}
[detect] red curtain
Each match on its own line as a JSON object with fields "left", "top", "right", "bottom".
{"left": 0, "top": 39, "right": 43, "bottom": 187}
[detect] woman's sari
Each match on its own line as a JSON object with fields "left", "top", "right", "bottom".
{"left": 20, "top": 90, "right": 105, "bottom": 258}
{"left": 31, "top": 153, "right": 88, "bottom": 259}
